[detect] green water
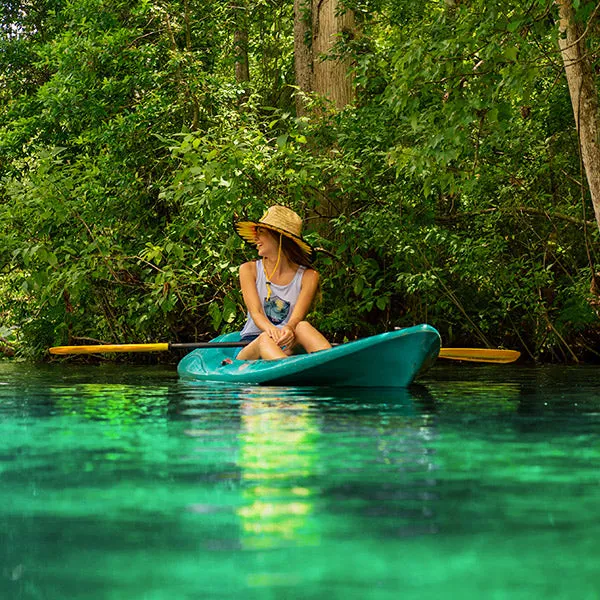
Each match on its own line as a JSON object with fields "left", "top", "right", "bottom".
{"left": 1, "top": 362, "right": 599, "bottom": 600}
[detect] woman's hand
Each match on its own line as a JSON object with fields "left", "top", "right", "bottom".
{"left": 277, "top": 324, "right": 296, "bottom": 348}
{"left": 264, "top": 324, "right": 282, "bottom": 342}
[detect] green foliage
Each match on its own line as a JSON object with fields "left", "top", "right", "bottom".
{"left": 1, "top": 0, "right": 599, "bottom": 362}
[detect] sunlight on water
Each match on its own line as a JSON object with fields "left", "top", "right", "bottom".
{"left": 1, "top": 362, "right": 600, "bottom": 599}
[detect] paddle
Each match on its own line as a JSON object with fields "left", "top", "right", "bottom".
{"left": 438, "top": 348, "right": 520, "bottom": 364}
{"left": 49, "top": 341, "right": 520, "bottom": 363}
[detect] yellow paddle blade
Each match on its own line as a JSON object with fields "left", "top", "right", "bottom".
{"left": 49, "top": 343, "right": 170, "bottom": 355}
{"left": 439, "top": 348, "right": 520, "bottom": 363}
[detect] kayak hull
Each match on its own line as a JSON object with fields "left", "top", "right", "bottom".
{"left": 177, "top": 324, "right": 441, "bottom": 388}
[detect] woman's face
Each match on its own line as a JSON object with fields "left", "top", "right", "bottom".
{"left": 254, "top": 227, "right": 279, "bottom": 257}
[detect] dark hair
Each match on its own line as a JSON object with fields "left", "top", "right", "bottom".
{"left": 260, "top": 228, "right": 312, "bottom": 267}
{"left": 281, "top": 235, "right": 312, "bottom": 267}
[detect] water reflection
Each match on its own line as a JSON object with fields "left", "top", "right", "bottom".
{"left": 177, "top": 383, "right": 445, "bottom": 555}
{"left": 236, "top": 392, "right": 320, "bottom": 550}
{"left": 53, "top": 383, "right": 171, "bottom": 422}
{"left": 425, "top": 380, "right": 521, "bottom": 412}
{"left": 233, "top": 386, "right": 442, "bottom": 550}
{"left": 423, "top": 364, "right": 600, "bottom": 434}
{"left": 307, "top": 387, "right": 441, "bottom": 539}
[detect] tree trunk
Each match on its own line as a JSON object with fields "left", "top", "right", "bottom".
{"left": 556, "top": 0, "right": 600, "bottom": 231}
{"left": 234, "top": 29, "right": 250, "bottom": 83}
{"left": 293, "top": 0, "right": 355, "bottom": 225}
{"left": 232, "top": 0, "right": 250, "bottom": 103}
{"left": 293, "top": 0, "right": 313, "bottom": 116}
{"left": 311, "top": 0, "right": 355, "bottom": 110}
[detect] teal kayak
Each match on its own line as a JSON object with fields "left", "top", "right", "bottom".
{"left": 177, "top": 324, "right": 441, "bottom": 387}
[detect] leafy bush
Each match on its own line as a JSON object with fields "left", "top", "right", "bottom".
{"left": 2, "top": 0, "right": 600, "bottom": 362}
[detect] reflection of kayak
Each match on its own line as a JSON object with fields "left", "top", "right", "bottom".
{"left": 177, "top": 324, "right": 441, "bottom": 387}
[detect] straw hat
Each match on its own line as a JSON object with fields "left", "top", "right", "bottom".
{"left": 234, "top": 205, "right": 315, "bottom": 263}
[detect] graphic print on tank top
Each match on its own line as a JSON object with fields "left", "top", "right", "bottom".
{"left": 264, "top": 295, "right": 290, "bottom": 325}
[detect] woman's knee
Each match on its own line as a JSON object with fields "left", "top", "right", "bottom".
{"left": 294, "top": 320, "right": 330, "bottom": 352}
{"left": 257, "top": 331, "right": 283, "bottom": 353}
{"left": 257, "top": 331, "right": 277, "bottom": 346}
{"left": 294, "top": 321, "right": 313, "bottom": 335}
{"left": 257, "top": 331, "right": 287, "bottom": 360}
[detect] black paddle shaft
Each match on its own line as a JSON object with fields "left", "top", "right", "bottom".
{"left": 169, "top": 341, "right": 250, "bottom": 350}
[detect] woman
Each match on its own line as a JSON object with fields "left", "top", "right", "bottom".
{"left": 233, "top": 205, "right": 331, "bottom": 360}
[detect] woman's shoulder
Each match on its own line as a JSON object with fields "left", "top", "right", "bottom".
{"left": 300, "top": 266, "right": 319, "bottom": 282}
{"left": 239, "top": 260, "right": 258, "bottom": 275}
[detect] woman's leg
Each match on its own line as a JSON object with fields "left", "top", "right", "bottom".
{"left": 294, "top": 321, "right": 331, "bottom": 353}
{"left": 236, "top": 332, "right": 287, "bottom": 360}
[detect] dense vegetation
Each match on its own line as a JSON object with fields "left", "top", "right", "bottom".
{"left": 1, "top": 0, "right": 600, "bottom": 362}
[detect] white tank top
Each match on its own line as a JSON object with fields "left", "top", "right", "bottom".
{"left": 240, "top": 260, "right": 307, "bottom": 338}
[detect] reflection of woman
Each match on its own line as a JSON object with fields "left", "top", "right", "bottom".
{"left": 234, "top": 205, "right": 331, "bottom": 361}
{"left": 237, "top": 397, "right": 319, "bottom": 550}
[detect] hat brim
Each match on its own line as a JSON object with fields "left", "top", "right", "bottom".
{"left": 234, "top": 221, "right": 315, "bottom": 263}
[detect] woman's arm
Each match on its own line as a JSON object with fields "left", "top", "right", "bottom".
{"left": 282, "top": 269, "right": 319, "bottom": 332}
{"left": 239, "top": 262, "right": 281, "bottom": 338}
{"left": 275, "top": 269, "right": 319, "bottom": 347}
